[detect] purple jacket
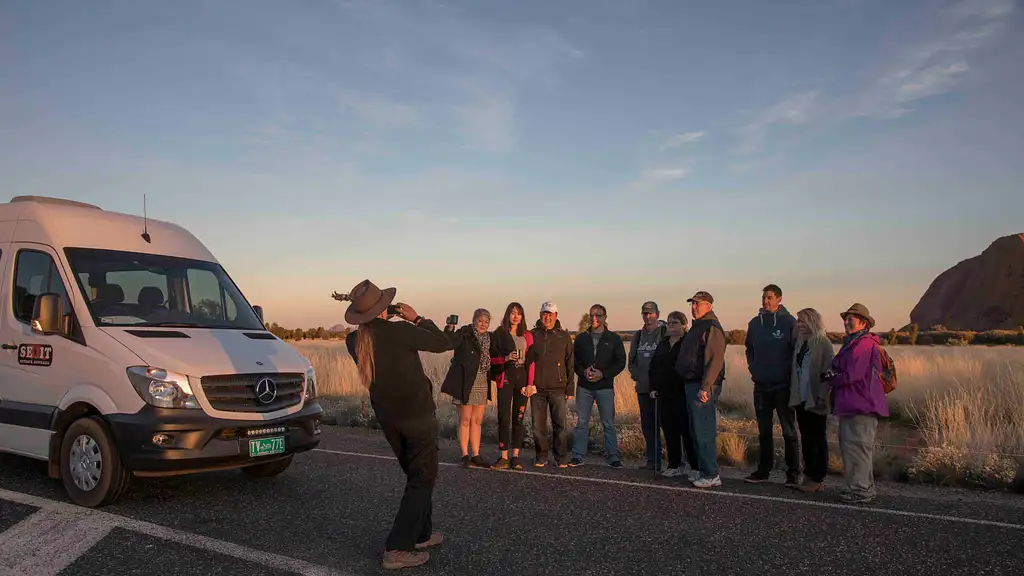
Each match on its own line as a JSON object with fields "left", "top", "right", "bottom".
{"left": 830, "top": 333, "right": 889, "bottom": 418}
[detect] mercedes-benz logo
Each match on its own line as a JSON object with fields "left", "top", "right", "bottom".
{"left": 255, "top": 378, "right": 277, "bottom": 404}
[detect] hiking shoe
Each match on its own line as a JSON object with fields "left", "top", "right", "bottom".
{"left": 609, "top": 460, "right": 623, "bottom": 469}
{"left": 662, "top": 467, "right": 681, "bottom": 477}
{"left": 744, "top": 471, "right": 770, "bottom": 483}
{"left": 692, "top": 474, "right": 722, "bottom": 488}
{"left": 461, "top": 455, "right": 470, "bottom": 468}
{"left": 569, "top": 457, "right": 585, "bottom": 467}
{"left": 797, "top": 480, "right": 825, "bottom": 493}
{"left": 415, "top": 532, "right": 444, "bottom": 550}
{"left": 490, "top": 458, "right": 509, "bottom": 470}
{"left": 785, "top": 474, "right": 802, "bottom": 487}
{"left": 382, "top": 549, "right": 429, "bottom": 570}
{"left": 509, "top": 457, "right": 523, "bottom": 471}
{"left": 470, "top": 455, "right": 489, "bottom": 468}
{"left": 687, "top": 470, "right": 700, "bottom": 483}
{"left": 839, "top": 491, "right": 874, "bottom": 504}
{"left": 534, "top": 459, "right": 547, "bottom": 467}
{"left": 557, "top": 461, "right": 568, "bottom": 468}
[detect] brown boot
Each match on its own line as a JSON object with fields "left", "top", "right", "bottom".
{"left": 798, "top": 480, "right": 824, "bottom": 493}
{"left": 415, "top": 532, "right": 444, "bottom": 550}
{"left": 382, "top": 549, "right": 429, "bottom": 570}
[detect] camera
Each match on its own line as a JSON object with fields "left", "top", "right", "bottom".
{"left": 820, "top": 369, "right": 839, "bottom": 381}
{"left": 386, "top": 304, "right": 401, "bottom": 316}
{"left": 446, "top": 314, "right": 458, "bottom": 326}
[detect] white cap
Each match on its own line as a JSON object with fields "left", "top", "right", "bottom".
{"left": 540, "top": 301, "right": 558, "bottom": 314}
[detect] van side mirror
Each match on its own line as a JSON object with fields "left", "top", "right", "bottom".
{"left": 253, "top": 305, "right": 264, "bottom": 322}
{"left": 32, "top": 293, "right": 63, "bottom": 335}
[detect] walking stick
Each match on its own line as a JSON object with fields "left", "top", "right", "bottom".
{"left": 654, "top": 393, "right": 661, "bottom": 477}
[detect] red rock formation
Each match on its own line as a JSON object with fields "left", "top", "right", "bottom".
{"left": 910, "top": 233, "right": 1024, "bottom": 331}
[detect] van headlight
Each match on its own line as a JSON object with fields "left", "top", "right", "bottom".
{"left": 127, "top": 367, "right": 199, "bottom": 409}
{"left": 304, "top": 366, "right": 318, "bottom": 400}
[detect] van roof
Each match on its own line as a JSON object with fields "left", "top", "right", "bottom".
{"left": 0, "top": 196, "right": 218, "bottom": 263}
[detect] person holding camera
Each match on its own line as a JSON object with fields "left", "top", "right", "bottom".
{"left": 822, "top": 303, "right": 889, "bottom": 504}
{"left": 341, "top": 279, "right": 458, "bottom": 570}
{"left": 488, "top": 302, "right": 535, "bottom": 471}
{"left": 441, "top": 308, "right": 496, "bottom": 468}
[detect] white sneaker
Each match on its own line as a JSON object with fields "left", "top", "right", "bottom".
{"left": 687, "top": 471, "right": 700, "bottom": 483}
{"left": 662, "top": 467, "right": 681, "bottom": 477}
{"left": 692, "top": 474, "right": 722, "bottom": 488}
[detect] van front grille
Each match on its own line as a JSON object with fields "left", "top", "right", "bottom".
{"left": 198, "top": 373, "right": 304, "bottom": 413}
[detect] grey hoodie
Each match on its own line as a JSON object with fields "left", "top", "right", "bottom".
{"left": 744, "top": 304, "right": 797, "bottom": 390}
{"left": 629, "top": 321, "right": 666, "bottom": 393}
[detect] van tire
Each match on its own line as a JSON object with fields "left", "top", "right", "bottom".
{"left": 60, "top": 417, "right": 131, "bottom": 508}
{"left": 242, "top": 455, "right": 293, "bottom": 478}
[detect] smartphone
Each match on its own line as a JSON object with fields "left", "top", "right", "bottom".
{"left": 387, "top": 304, "right": 401, "bottom": 316}
{"left": 446, "top": 314, "right": 458, "bottom": 325}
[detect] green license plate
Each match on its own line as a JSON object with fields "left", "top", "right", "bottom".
{"left": 248, "top": 436, "right": 285, "bottom": 457}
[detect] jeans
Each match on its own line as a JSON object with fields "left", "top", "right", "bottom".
{"left": 754, "top": 387, "right": 800, "bottom": 478}
{"left": 531, "top": 390, "right": 570, "bottom": 464}
{"left": 839, "top": 414, "right": 877, "bottom": 497}
{"left": 572, "top": 386, "right": 620, "bottom": 463}
{"left": 685, "top": 382, "right": 721, "bottom": 477}
{"left": 660, "top": 395, "right": 698, "bottom": 471}
{"left": 796, "top": 407, "right": 829, "bottom": 483}
{"left": 496, "top": 368, "right": 529, "bottom": 451}
{"left": 636, "top": 392, "right": 658, "bottom": 466}
{"left": 379, "top": 415, "right": 438, "bottom": 551}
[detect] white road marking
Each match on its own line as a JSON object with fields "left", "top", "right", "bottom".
{"left": 0, "top": 488, "right": 351, "bottom": 576}
{"left": 0, "top": 509, "right": 111, "bottom": 576}
{"left": 313, "top": 448, "right": 1024, "bottom": 532}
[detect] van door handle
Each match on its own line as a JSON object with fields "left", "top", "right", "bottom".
{"left": 1, "top": 343, "right": 16, "bottom": 350}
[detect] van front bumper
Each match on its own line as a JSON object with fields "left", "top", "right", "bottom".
{"left": 106, "top": 400, "right": 323, "bottom": 476}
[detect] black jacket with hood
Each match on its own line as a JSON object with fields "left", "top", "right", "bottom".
{"left": 525, "top": 319, "right": 575, "bottom": 396}
{"left": 744, "top": 304, "right": 797, "bottom": 391}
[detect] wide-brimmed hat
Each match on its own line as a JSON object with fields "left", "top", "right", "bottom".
{"left": 344, "top": 279, "right": 397, "bottom": 325}
{"left": 840, "top": 303, "right": 875, "bottom": 329}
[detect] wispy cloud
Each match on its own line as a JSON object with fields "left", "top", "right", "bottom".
{"left": 338, "top": 90, "right": 418, "bottom": 126}
{"left": 737, "top": 91, "right": 819, "bottom": 154}
{"left": 454, "top": 87, "right": 515, "bottom": 152}
{"left": 660, "top": 131, "right": 706, "bottom": 150}
{"left": 630, "top": 160, "right": 694, "bottom": 189}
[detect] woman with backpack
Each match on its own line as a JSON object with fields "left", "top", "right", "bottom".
{"left": 787, "top": 308, "right": 835, "bottom": 493}
{"left": 488, "top": 302, "right": 535, "bottom": 471}
{"left": 441, "top": 308, "right": 497, "bottom": 468}
{"left": 822, "top": 303, "right": 890, "bottom": 504}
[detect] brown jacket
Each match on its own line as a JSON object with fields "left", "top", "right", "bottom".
{"left": 788, "top": 335, "right": 835, "bottom": 415}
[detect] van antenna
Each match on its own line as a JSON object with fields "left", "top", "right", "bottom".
{"left": 141, "top": 194, "right": 151, "bottom": 243}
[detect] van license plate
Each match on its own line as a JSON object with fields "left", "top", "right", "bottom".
{"left": 249, "top": 437, "right": 285, "bottom": 457}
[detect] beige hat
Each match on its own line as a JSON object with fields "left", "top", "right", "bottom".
{"left": 343, "top": 279, "right": 397, "bottom": 325}
{"left": 840, "top": 303, "right": 875, "bottom": 330}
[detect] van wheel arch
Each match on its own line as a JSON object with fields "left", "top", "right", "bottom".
{"left": 48, "top": 402, "right": 103, "bottom": 479}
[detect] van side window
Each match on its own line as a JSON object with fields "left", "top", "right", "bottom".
{"left": 187, "top": 269, "right": 237, "bottom": 322}
{"left": 13, "top": 250, "right": 72, "bottom": 324}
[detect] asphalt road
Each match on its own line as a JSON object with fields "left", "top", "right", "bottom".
{"left": 1, "top": 426, "right": 1022, "bottom": 576}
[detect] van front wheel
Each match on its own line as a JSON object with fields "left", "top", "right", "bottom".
{"left": 242, "top": 455, "right": 293, "bottom": 478}
{"left": 60, "top": 417, "right": 131, "bottom": 508}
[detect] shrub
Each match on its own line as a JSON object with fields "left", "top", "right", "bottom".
{"left": 909, "top": 323, "right": 919, "bottom": 345}
{"left": 887, "top": 328, "right": 899, "bottom": 346}
{"left": 726, "top": 329, "right": 746, "bottom": 346}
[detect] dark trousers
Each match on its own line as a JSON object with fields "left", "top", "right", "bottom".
{"left": 660, "top": 395, "right": 698, "bottom": 471}
{"left": 530, "top": 390, "right": 569, "bottom": 464}
{"left": 796, "top": 406, "right": 829, "bottom": 482}
{"left": 636, "top": 392, "right": 658, "bottom": 466}
{"left": 754, "top": 387, "right": 800, "bottom": 477}
{"left": 379, "top": 415, "right": 438, "bottom": 551}
{"left": 496, "top": 368, "right": 529, "bottom": 451}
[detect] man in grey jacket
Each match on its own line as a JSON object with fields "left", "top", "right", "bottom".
{"left": 744, "top": 284, "right": 800, "bottom": 485}
{"left": 628, "top": 301, "right": 666, "bottom": 470}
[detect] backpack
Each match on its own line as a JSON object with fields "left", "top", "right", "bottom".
{"left": 876, "top": 346, "right": 897, "bottom": 394}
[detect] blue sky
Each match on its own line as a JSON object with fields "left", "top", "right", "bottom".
{"left": 2, "top": 0, "right": 1022, "bottom": 331}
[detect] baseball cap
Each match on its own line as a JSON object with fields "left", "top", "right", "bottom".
{"left": 687, "top": 291, "right": 714, "bottom": 304}
{"left": 540, "top": 301, "right": 558, "bottom": 314}
{"left": 641, "top": 301, "right": 659, "bottom": 314}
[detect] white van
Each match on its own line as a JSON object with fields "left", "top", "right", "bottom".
{"left": 0, "top": 196, "right": 322, "bottom": 507}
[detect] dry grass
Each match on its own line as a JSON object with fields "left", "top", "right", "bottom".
{"left": 295, "top": 339, "right": 1024, "bottom": 489}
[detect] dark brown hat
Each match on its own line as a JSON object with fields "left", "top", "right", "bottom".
{"left": 344, "top": 279, "right": 397, "bottom": 325}
{"left": 840, "top": 303, "right": 875, "bottom": 329}
{"left": 687, "top": 291, "right": 714, "bottom": 305}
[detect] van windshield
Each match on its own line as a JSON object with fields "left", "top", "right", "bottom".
{"left": 64, "top": 248, "right": 265, "bottom": 330}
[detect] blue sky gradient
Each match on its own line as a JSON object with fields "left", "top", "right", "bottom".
{"left": 3, "top": 0, "right": 1022, "bottom": 331}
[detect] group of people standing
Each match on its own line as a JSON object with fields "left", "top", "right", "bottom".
{"left": 340, "top": 278, "right": 891, "bottom": 570}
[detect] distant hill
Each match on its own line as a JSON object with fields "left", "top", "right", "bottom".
{"left": 327, "top": 323, "right": 348, "bottom": 333}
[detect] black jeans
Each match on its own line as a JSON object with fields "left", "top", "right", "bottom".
{"left": 530, "top": 390, "right": 569, "bottom": 464}
{"left": 636, "top": 392, "right": 658, "bottom": 466}
{"left": 659, "top": 395, "right": 698, "bottom": 471}
{"left": 379, "top": 415, "right": 438, "bottom": 551}
{"left": 497, "top": 368, "right": 529, "bottom": 451}
{"left": 796, "top": 406, "right": 829, "bottom": 483}
{"left": 754, "top": 387, "right": 800, "bottom": 477}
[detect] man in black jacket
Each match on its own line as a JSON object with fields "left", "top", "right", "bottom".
{"left": 524, "top": 301, "right": 574, "bottom": 467}
{"left": 569, "top": 304, "right": 627, "bottom": 468}
{"left": 743, "top": 283, "right": 800, "bottom": 485}
{"left": 675, "top": 291, "right": 726, "bottom": 489}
